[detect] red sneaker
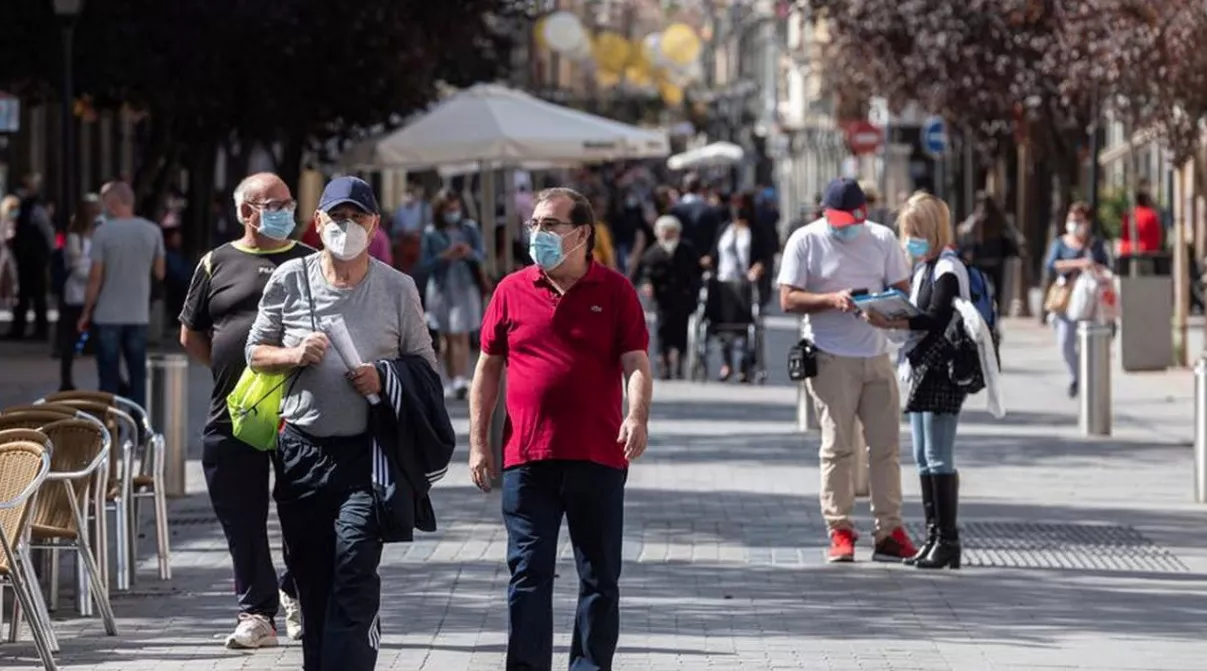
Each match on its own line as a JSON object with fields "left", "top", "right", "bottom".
{"left": 827, "top": 529, "right": 858, "bottom": 563}
{"left": 872, "top": 527, "right": 918, "bottom": 562}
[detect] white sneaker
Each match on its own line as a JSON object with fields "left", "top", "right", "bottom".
{"left": 453, "top": 376, "right": 468, "bottom": 400}
{"left": 225, "top": 613, "right": 279, "bottom": 649}
{"left": 280, "top": 589, "right": 303, "bottom": 641}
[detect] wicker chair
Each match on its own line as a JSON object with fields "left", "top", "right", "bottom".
{"left": 23, "top": 420, "right": 117, "bottom": 637}
{"left": 31, "top": 399, "right": 137, "bottom": 592}
{"left": 0, "top": 437, "right": 57, "bottom": 670}
{"left": 1, "top": 406, "right": 113, "bottom": 608}
{"left": 44, "top": 391, "right": 171, "bottom": 582}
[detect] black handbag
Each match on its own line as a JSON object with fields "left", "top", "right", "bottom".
{"left": 787, "top": 338, "right": 818, "bottom": 381}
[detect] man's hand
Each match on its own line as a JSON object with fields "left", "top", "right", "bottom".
{"left": 746, "top": 265, "right": 764, "bottom": 283}
{"left": 700, "top": 255, "right": 712, "bottom": 269}
{"left": 862, "top": 309, "right": 897, "bottom": 330}
{"left": 641, "top": 283, "right": 654, "bottom": 298}
{"left": 76, "top": 311, "right": 90, "bottom": 334}
{"left": 469, "top": 444, "right": 498, "bottom": 492}
{"left": 347, "top": 363, "right": 381, "bottom": 397}
{"left": 293, "top": 332, "right": 330, "bottom": 366}
{"left": 829, "top": 290, "right": 857, "bottom": 313}
{"left": 618, "top": 415, "right": 648, "bottom": 461}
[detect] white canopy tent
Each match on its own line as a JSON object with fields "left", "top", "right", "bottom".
{"left": 339, "top": 83, "right": 669, "bottom": 170}
{"left": 666, "top": 141, "right": 744, "bottom": 171}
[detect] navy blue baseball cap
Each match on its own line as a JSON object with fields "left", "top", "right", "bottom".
{"left": 319, "top": 176, "right": 379, "bottom": 214}
{"left": 821, "top": 178, "right": 867, "bottom": 227}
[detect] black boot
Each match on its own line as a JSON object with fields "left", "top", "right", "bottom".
{"left": 903, "top": 473, "right": 936, "bottom": 566}
{"left": 916, "top": 472, "right": 961, "bottom": 570}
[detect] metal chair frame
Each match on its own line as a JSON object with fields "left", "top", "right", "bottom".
{"left": 22, "top": 420, "right": 118, "bottom": 637}
{"left": 40, "top": 392, "right": 171, "bottom": 585}
{"left": 0, "top": 440, "right": 57, "bottom": 670}
{"left": 1, "top": 407, "right": 112, "bottom": 615}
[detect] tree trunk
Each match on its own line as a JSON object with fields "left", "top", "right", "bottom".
{"left": 183, "top": 142, "right": 217, "bottom": 258}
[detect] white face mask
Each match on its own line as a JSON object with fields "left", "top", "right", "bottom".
{"left": 1066, "top": 219, "right": 1085, "bottom": 236}
{"left": 322, "top": 220, "right": 370, "bottom": 261}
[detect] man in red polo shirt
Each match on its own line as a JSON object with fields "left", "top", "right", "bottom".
{"left": 469, "top": 186, "right": 652, "bottom": 671}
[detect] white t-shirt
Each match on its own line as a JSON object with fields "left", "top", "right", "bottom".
{"left": 715, "top": 224, "right": 751, "bottom": 282}
{"left": 777, "top": 219, "right": 911, "bottom": 357}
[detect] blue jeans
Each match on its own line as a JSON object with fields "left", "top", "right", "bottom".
{"left": 502, "top": 460, "right": 627, "bottom": 671}
{"left": 909, "top": 411, "right": 960, "bottom": 475}
{"left": 95, "top": 324, "right": 148, "bottom": 408}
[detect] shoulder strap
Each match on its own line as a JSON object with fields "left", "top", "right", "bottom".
{"left": 301, "top": 255, "right": 318, "bottom": 330}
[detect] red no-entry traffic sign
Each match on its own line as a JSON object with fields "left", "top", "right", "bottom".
{"left": 844, "top": 121, "right": 883, "bottom": 156}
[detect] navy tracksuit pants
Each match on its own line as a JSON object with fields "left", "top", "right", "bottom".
{"left": 274, "top": 424, "right": 382, "bottom": 671}
{"left": 201, "top": 427, "right": 296, "bottom": 622}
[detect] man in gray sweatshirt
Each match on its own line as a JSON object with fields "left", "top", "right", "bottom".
{"left": 245, "top": 176, "right": 435, "bottom": 671}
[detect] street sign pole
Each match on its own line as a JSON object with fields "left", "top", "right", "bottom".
{"left": 922, "top": 115, "right": 948, "bottom": 202}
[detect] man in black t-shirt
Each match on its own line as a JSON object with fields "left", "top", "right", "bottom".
{"left": 179, "top": 172, "right": 313, "bottom": 650}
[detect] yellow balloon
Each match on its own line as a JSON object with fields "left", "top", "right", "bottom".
{"left": 625, "top": 66, "right": 652, "bottom": 89}
{"left": 534, "top": 16, "right": 548, "bottom": 51}
{"left": 660, "top": 23, "right": 701, "bottom": 66}
{"left": 660, "top": 82, "right": 684, "bottom": 107}
{"left": 593, "top": 31, "right": 631, "bottom": 75}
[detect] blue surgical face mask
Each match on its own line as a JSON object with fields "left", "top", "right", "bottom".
{"left": 829, "top": 223, "right": 864, "bottom": 242}
{"left": 257, "top": 209, "right": 296, "bottom": 240}
{"left": 443, "top": 211, "right": 462, "bottom": 226}
{"left": 905, "top": 237, "right": 930, "bottom": 258}
{"left": 529, "top": 228, "right": 586, "bottom": 271}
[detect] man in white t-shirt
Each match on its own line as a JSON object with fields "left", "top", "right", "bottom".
{"left": 777, "top": 178, "right": 917, "bottom": 564}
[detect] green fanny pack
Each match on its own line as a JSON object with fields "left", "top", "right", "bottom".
{"left": 227, "top": 369, "right": 294, "bottom": 451}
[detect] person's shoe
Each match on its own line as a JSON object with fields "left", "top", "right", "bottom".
{"left": 718, "top": 365, "right": 732, "bottom": 382}
{"left": 225, "top": 613, "right": 279, "bottom": 649}
{"left": 903, "top": 474, "right": 937, "bottom": 567}
{"left": 58, "top": 383, "right": 76, "bottom": 393}
{"left": 1067, "top": 380, "right": 1078, "bottom": 398}
{"left": 826, "top": 528, "right": 858, "bottom": 563}
{"left": 280, "top": 590, "right": 303, "bottom": 641}
{"left": 453, "top": 376, "right": 469, "bottom": 400}
{"left": 916, "top": 472, "right": 961, "bottom": 570}
{"left": 872, "top": 527, "right": 919, "bottom": 563}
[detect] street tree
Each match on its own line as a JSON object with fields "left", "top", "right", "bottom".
{"left": 1, "top": 0, "right": 530, "bottom": 245}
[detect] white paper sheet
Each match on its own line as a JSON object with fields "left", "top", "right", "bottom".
{"left": 322, "top": 315, "right": 381, "bottom": 405}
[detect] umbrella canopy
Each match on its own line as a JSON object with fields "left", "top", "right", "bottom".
{"left": 667, "top": 141, "right": 745, "bottom": 171}
{"left": 340, "top": 83, "right": 669, "bottom": 169}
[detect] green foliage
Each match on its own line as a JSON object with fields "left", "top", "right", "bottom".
{"left": 1096, "top": 188, "right": 1131, "bottom": 240}
{"left": 0, "top": 0, "right": 529, "bottom": 147}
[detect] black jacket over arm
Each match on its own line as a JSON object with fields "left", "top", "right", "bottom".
{"left": 370, "top": 355, "right": 456, "bottom": 543}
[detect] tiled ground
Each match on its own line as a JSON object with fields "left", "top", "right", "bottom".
{"left": 0, "top": 314, "right": 1205, "bottom": 670}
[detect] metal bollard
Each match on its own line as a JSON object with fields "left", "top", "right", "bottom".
{"left": 146, "top": 353, "right": 189, "bottom": 497}
{"left": 1078, "top": 322, "right": 1113, "bottom": 437}
{"left": 1195, "top": 357, "right": 1207, "bottom": 503}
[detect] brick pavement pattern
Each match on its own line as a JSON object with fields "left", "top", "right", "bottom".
{"left": 1, "top": 316, "right": 1206, "bottom": 670}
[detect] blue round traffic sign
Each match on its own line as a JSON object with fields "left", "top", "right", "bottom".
{"left": 922, "top": 116, "right": 947, "bottom": 157}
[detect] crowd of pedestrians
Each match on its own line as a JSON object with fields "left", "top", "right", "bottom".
{"left": 0, "top": 163, "right": 1023, "bottom": 671}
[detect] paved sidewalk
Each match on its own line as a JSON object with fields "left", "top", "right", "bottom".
{"left": 0, "top": 315, "right": 1205, "bottom": 670}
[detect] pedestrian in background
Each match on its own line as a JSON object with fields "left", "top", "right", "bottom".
{"left": 77, "top": 180, "right": 165, "bottom": 408}
{"left": 246, "top": 176, "right": 436, "bottom": 671}
{"left": 469, "top": 186, "right": 652, "bottom": 671}
{"left": 179, "top": 173, "right": 313, "bottom": 650}
{"left": 778, "top": 178, "right": 918, "bottom": 563}
{"left": 57, "top": 194, "right": 100, "bottom": 391}
{"left": 7, "top": 173, "right": 55, "bottom": 340}
{"left": 873, "top": 192, "right": 969, "bottom": 570}
{"left": 710, "top": 191, "right": 772, "bottom": 383}
{"left": 0, "top": 195, "right": 19, "bottom": 311}
{"left": 420, "top": 188, "right": 486, "bottom": 400}
{"left": 1043, "top": 201, "right": 1110, "bottom": 398}
{"left": 639, "top": 214, "right": 700, "bottom": 379}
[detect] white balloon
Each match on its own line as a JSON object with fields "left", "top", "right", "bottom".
{"left": 567, "top": 38, "right": 593, "bottom": 63}
{"left": 643, "top": 33, "right": 671, "bottom": 70}
{"left": 543, "top": 11, "right": 586, "bottom": 54}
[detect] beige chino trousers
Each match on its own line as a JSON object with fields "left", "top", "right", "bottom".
{"left": 806, "top": 351, "right": 903, "bottom": 540}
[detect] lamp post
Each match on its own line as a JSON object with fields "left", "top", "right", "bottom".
{"left": 53, "top": 0, "right": 84, "bottom": 231}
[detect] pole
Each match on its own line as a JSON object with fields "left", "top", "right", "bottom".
{"left": 59, "top": 20, "right": 76, "bottom": 230}
{"left": 1126, "top": 117, "right": 1140, "bottom": 278}
{"left": 1014, "top": 137, "right": 1032, "bottom": 317}
{"left": 1195, "top": 357, "right": 1207, "bottom": 502}
{"left": 1078, "top": 322, "right": 1113, "bottom": 437}
{"left": 963, "top": 125, "right": 974, "bottom": 221}
{"left": 1174, "top": 164, "right": 1190, "bottom": 367}
{"left": 1088, "top": 92, "right": 1102, "bottom": 236}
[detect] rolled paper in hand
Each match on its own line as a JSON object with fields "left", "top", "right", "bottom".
{"left": 322, "top": 315, "right": 382, "bottom": 405}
